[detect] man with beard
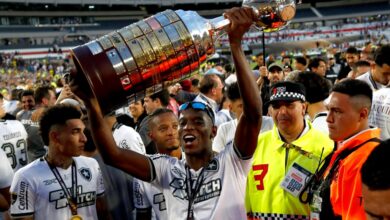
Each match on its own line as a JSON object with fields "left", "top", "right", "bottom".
{"left": 260, "top": 62, "right": 285, "bottom": 115}
{"left": 72, "top": 7, "right": 262, "bottom": 220}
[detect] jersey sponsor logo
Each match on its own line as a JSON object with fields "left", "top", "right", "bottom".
{"left": 195, "top": 179, "right": 221, "bottom": 203}
{"left": 79, "top": 167, "right": 92, "bottom": 181}
{"left": 43, "top": 178, "right": 58, "bottom": 186}
{"left": 2, "top": 131, "right": 21, "bottom": 141}
{"left": 169, "top": 178, "right": 222, "bottom": 203}
{"left": 18, "top": 181, "right": 29, "bottom": 210}
{"left": 49, "top": 185, "right": 96, "bottom": 209}
{"left": 20, "top": 119, "right": 36, "bottom": 126}
{"left": 153, "top": 193, "right": 166, "bottom": 211}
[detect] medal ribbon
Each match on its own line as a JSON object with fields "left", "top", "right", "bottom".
{"left": 45, "top": 157, "right": 78, "bottom": 216}
{"left": 185, "top": 165, "right": 206, "bottom": 220}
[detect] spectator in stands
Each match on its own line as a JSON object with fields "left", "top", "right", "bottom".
{"left": 308, "top": 57, "right": 327, "bottom": 77}
{"left": 294, "top": 56, "right": 308, "bottom": 72}
{"left": 361, "top": 139, "right": 390, "bottom": 220}
{"left": 356, "top": 44, "right": 390, "bottom": 91}
{"left": 337, "top": 46, "right": 360, "bottom": 82}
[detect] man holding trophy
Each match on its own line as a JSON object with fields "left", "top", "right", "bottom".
{"left": 72, "top": 7, "right": 263, "bottom": 220}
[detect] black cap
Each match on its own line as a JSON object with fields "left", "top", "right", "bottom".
{"left": 268, "top": 81, "right": 306, "bottom": 104}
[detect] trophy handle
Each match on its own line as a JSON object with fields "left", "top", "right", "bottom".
{"left": 209, "top": 16, "right": 231, "bottom": 31}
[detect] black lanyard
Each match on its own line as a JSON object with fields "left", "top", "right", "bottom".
{"left": 45, "top": 157, "right": 78, "bottom": 215}
{"left": 185, "top": 165, "right": 206, "bottom": 220}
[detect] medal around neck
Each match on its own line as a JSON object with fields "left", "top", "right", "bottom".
{"left": 70, "top": 215, "right": 83, "bottom": 220}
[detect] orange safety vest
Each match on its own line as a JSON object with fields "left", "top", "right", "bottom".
{"left": 328, "top": 128, "right": 381, "bottom": 220}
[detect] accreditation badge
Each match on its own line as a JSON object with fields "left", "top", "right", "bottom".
{"left": 280, "top": 162, "right": 312, "bottom": 197}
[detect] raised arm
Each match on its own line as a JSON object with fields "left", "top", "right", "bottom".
{"left": 225, "top": 7, "right": 263, "bottom": 158}
{"left": 70, "top": 76, "right": 152, "bottom": 181}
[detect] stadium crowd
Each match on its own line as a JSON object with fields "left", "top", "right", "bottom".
{"left": 1, "top": 7, "right": 390, "bottom": 220}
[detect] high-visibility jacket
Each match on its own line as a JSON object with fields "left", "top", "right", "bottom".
{"left": 246, "top": 121, "right": 334, "bottom": 219}
{"left": 328, "top": 128, "right": 381, "bottom": 220}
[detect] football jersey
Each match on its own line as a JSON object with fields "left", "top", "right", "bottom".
{"left": 112, "top": 122, "right": 146, "bottom": 154}
{"left": 16, "top": 109, "right": 33, "bottom": 126}
{"left": 10, "top": 156, "right": 105, "bottom": 220}
{"left": 148, "top": 141, "right": 251, "bottom": 220}
{"left": 0, "top": 120, "right": 28, "bottom": 172}
{"left": 133, "top": 178, "right": 164, "bottom": 220}
{"left": 133, "top": 152, "right": 185, "bottom": 220}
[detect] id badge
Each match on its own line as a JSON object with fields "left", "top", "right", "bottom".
{"left": 310, "top": 212, "right": 320, "bottom": 220}
{"left": 310, "top": 191, "right": 323, "bottom": 212}
{"left": 280, "top": 163, "right": 312, "bottom": 197}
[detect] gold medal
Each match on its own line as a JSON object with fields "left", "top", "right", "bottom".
{"left": 70, "top": 215, "right": 83, "bottom": 220}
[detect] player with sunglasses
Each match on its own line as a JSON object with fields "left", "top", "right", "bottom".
{"left": 72, "top": 7, "right": 262, "bottom": 220}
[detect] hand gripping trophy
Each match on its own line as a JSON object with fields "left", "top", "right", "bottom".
{"left": 70, "top": 0, "right": 296, "bottom": 114}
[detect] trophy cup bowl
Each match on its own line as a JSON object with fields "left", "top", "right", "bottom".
{"left": 70, "top": 0, "right": 296, "bottom": 115}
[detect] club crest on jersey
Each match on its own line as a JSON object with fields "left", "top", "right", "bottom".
{"left": 205, "top": 159, "right": 219, "bottom": 172}
{"left": 119, "top": 139, "right": 129, "bottom": 149}
{"left": 79, "top": 167, "right": 92, "bottom": 181}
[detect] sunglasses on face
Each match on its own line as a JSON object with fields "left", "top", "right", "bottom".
{"left": 179, "top": 102, "right": 215, "bottom": 125}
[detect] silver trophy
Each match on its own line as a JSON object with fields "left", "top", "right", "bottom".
{"left": 71, "top": 0, "right": 296, "bottom": 115}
